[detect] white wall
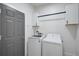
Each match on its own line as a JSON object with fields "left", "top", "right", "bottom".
{"left": 36, "top": 3, "right": 78, "bottom": 56}
{"left": 4, "top": 3, "right": 35, "bottom": 56}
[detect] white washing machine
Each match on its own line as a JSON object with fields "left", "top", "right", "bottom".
{"left": 27, "top": 35, "right": 45, "bottom": 56}
{"left": 42, "top": 33, "right": 63, "bottom": 56}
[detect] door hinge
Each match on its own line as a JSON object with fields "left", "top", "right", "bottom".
{"left": 0, "top": 35, "right": 1, "bottom": 40}
{"left": 0, "top": 9, "right": 1, "bottom": 13}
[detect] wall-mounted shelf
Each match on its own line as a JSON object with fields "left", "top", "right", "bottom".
{"left": 32, "top": 26, "right": 39, "bottom": 27}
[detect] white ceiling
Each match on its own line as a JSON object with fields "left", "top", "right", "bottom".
{"left": 30, "top": 3, "right": 68, "bottom": 7}
{"left": 30, "top": 3, "right": 51, "bottom": 7}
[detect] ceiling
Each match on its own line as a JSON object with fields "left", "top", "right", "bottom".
{"left": 30, "top": 3, "right": 51, "bottom": 7}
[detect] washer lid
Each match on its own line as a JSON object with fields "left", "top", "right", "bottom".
{"left": 43, "top": 33, "right": 62, "bottom": 44}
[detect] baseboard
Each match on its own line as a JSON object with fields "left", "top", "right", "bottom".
{"left": 64, "top": 52, "right": 76, "bottom": 56}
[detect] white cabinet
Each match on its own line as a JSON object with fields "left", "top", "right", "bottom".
{"left": 65, "top": 4, "right": 79, "bottom": 24}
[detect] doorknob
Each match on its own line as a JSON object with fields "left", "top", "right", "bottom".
{"left": 38, "top": 40, "right": 40, "bottom": 43}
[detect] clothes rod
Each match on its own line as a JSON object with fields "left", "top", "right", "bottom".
{"left": 38, "top": 11, "right": 66, "bottom": 17}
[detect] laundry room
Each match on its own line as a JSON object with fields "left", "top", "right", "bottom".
{"left": 0, "top": 2, "right": 79, "bottom": 56}
{"left": 27, "top": 3, "right": 79, "bottom": 56}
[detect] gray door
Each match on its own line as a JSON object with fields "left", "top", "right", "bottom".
{"left": 0, "top": 9, "right": 2, "bottom": 55}
{"left": 1, "top": 4, "right": 25, "bottom": 56}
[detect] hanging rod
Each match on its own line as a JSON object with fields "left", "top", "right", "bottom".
{"left": 38, "top": 11, "right": 66, "bottom": 18}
